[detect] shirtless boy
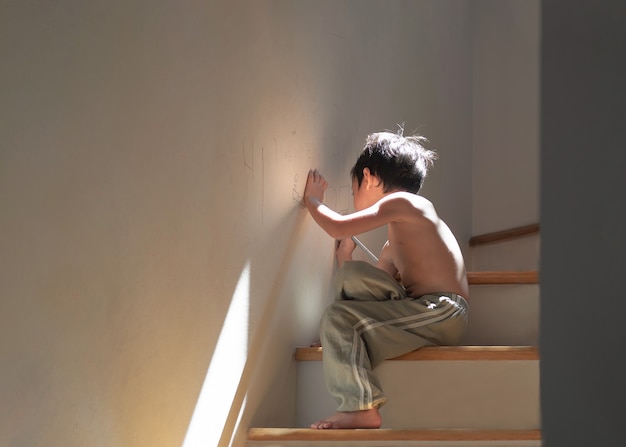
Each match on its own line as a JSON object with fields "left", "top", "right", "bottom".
{"left": 303, "top": 130, "right": 469, "bottom": 430}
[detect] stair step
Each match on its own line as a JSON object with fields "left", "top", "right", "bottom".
{"left": 295, "top": 346, "right": 540, "bottom": 430}
{"left": 248, "top": 428, "right": 541, "bottom": 446}
{"left": 295, "top": 346, "right": 539, "bottom": 362}
{"left": 467, "top": 271, "right": 538, "bottom": 284}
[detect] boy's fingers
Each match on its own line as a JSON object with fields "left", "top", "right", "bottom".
{"left": 307, "top": 168, "right": 328, "bottom": 188}
{"left": 312, "top": 169, "right": 321, "bottom": 183}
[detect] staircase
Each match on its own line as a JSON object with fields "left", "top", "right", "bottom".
{"left": 247, "top": 224, "right": 541, "bottom": 446}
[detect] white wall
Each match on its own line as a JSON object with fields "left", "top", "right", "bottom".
{"left": 0, "top": 1, "right": 474, "bottom": 446}
{"left": 472, "top": 0, "right": 540, "bottom": 236}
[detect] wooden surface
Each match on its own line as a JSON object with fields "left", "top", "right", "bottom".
{"left": 467, "top": 271, "right": 539, "bottom": 284}
{"left": 248, "top": 428, "right": 542, "bottom": 442}
{"left": 469, "top": 223, "right": 540, "bottom": 246}
{"left": 294, "top": 346, "right": 539, "bottom": 362}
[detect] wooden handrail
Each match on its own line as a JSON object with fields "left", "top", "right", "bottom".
{"left": 469, "top": 223, "right": 540, "bottom": 247}
{"left": 467, "top": 270, "right": 539, "bottom": 284}
{"left": 295, "top": 346, "right": 539, "bottom": 362}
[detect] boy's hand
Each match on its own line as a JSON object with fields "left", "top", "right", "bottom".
{"left": 303, "top": 169, "right": 328, "bottom": 205}
{"left": 335, "top": 238, "right": 356, "bottom": 266}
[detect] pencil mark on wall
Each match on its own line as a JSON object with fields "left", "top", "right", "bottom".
{"left": 308, "top": 183, "right": 350, "bottom": 214}
{"left": 324, "top": 184, "right": 351, "bottom": 214}
{"left": 337, "top": 185, "right": 351, "bottom": 214}
{"left": 325, "top": 186, "right": 337, "bottom": 211}
{"left": 292, "top": 173, "right": 303, "bottom": 205}
{"left": 242, "top": 139, "right": 269, "bottom": 222}
{"left": 243, "top": 139, "right": 254, "bottom": 175}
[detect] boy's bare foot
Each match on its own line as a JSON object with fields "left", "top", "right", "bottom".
{"left": 310, "top": 408, "right": 382, "bottom": 429}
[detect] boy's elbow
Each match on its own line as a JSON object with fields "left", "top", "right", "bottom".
{"left": 327, "top": 225, "right": 351, "bottom": 240}
{"left": 325, "top": 228, "right": 342, "bottom": 240}
{"left": 311, "top": 210, "right": 351, "bottom": 239}
{"left": 319, "top": 222, "right": 343, "bottom": 240}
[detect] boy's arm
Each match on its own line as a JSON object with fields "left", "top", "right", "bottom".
{"left": 335, "top": 238, "right": 356, "bottom": 268}
{"left": 376, "top": 241, "right": 400, "bottom": 280}
{"left": 303, "top": 169, "right": 402, "bottom": 239}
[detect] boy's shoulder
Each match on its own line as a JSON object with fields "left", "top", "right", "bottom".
{"left": 379, "top": 191, "right": 433, "bottom": 207}
{"left": 377, "top": 191, "right": 436, "bottom": 219}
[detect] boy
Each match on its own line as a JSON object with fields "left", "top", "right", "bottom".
{"left": 303, "top": 130, "right": 469, "bottom": 430}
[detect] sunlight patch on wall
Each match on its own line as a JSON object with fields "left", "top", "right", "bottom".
{"left": 182, "top": 262, "right": 250, "bottom": 447}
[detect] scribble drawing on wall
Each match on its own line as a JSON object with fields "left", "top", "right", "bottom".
{"left": 292, "top": 173, "right": 303, "bottom": 204}
{"left": 242, "top": 139, "right": 254, "bottom": 174}
{"left": 337, "top": 185, "right": 351, "bottom": 214}
{"left": 325, "top": 186, "right": 337, "bottom": 211}
{"left": 242, "top": 140, "right": 267, "bottom": 222}
{"left": 310, "top": 184, "right": 350, "bottom": 213}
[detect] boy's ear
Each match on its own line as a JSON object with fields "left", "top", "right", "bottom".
{"left": 363, "top": 167, "right": 380, "bottom": 189}
{"left": 363, "top": 167, "right": 373, "bottom": 189}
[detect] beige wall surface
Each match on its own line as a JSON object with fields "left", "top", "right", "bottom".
{"left": 472, "top": 0, "right": 540, "bottom": 235}
{"left": 0, "top": 1, "right": 476, "bottom": 446}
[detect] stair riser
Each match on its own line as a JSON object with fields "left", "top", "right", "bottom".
{"left": 463, "top": 285, "right": 539, "bottom": 345}
{"left": 297, "top": 360, "right": 540, "bottom": 430}
{"left": 470, "top": 234, "right": 540, "bottom": 271}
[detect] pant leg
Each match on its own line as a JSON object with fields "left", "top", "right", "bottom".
{"left": 320, "top": 297, "right": 467, "bottom": 411}
{"left": 334, "top": 261, "right": 406, "bottom": 301}
{"left": 321, "top": 262, "right": 468, "bottom": 411}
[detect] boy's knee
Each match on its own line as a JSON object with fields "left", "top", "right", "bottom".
{"left": 321, "top": 301, "right": 357, "bottom": 332}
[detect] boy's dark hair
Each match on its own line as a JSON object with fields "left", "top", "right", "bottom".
{"left": 350, "top": 130, "right": 437, "bottom": 194}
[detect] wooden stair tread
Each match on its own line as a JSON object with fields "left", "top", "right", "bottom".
{"left": 295, "top": 346, "right": 539, "bottom": 361}
{"left": 469, "top": 223, "right": 540, "bottom": 246}
{"left": 248, "top": 428, "right": 542, "bottom": 442}
{"left": 467, "top": 271, "right": 538, "bottom": 284}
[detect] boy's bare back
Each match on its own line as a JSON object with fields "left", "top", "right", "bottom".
{"left": 376, "top": 191, "right": 469, "bottom": 299}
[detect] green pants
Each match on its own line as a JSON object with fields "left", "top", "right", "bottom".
{"left": 320, "top": 261, "right": 468, "bottom": 411}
